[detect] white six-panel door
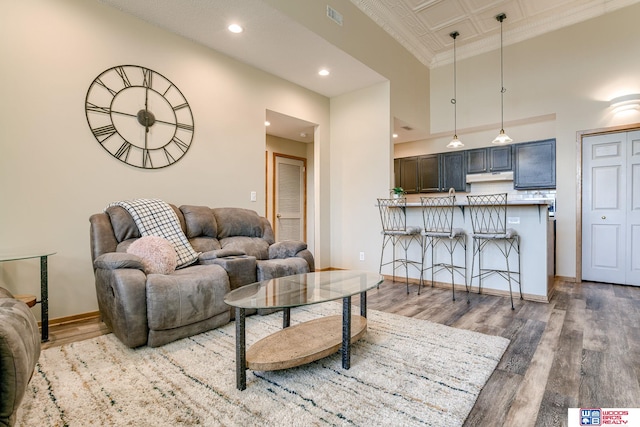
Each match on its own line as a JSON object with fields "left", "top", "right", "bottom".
{"left": 582, "top": 131, "right": 640, "bottom": 285}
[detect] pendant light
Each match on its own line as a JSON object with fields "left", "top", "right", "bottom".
{"left": 447, "top": 31, "right": 463, "bottom": 149}
{"left": 492, "top": 13, "right": 512, "bottom": 145}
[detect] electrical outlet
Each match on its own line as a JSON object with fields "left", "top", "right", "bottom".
{"left": 507, "top": 217, "right": 520, "bottom": 224}
{"left": 250, "top": 191, "right": 257, "bottom": 202}
{"left": 359, "top": 252, "right": 365, "bottom": 261}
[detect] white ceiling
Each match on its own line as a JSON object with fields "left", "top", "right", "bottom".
{"left": 98, "top": 0, "right": 640, "bottom": 142}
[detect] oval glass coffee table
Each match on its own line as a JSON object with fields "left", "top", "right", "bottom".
{"left": 224, "top": 270, "right": 383, "bottom": 390}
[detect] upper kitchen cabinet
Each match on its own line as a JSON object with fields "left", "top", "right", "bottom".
{"left": 440, "top": 152, "right": 467, "bottom": 192}
{"left": 466, "top": 146, "right": 512, "bottom": 174}
{"left": 513, "top": 138, "right": 556, "bottom": 189}
{"left": 418, "top": 154, "right": 440, "bottom": 193}
{"left": 398, "top": 156, "right": 419, "bottom": 193}
{"left": 395, "top": 154, "right": 439, "bottom": 193}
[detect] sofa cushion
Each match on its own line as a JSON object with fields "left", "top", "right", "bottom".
{"left": 219, "top": 236, "right": 269, "bottom": 260}
{"left": 145, "top": 264, "right": 230, "bottom": 330}
{"left": 106, "top": 206, "right": 141, "bottom": 242}
{"left": 106, "top": 204, "right": 186, "bottom": 243}
{"left": 188, "top": 237, "right": 222, "bottom": 254}
{"left": 180, "top": 205, "right": 218, "bottom": 239}
{"left": 213, "top": 208, "right": 264, "bottom": 239}
{"left": 127, "top": 236, "right": 177, "bottom": 275}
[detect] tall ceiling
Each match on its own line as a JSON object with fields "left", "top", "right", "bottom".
{"left": 98, "top": 0, "right": 640, "bottom": 142}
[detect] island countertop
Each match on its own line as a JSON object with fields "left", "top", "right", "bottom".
{"left": 379, "top": 199, "right": 556, "bottom": 303}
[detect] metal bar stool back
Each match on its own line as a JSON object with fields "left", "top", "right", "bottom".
{"left": 377, "top": 198, "right": 422, "bottom": 293}
{"left": 420, "top": 196, "right": 467, "bottom": 300}
{"left": 466, "top": 193, "right": 522, "bottom": 309}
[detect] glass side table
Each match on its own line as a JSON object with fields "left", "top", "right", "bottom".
{"left": 0, "top": 251, "right": 55, "bottom": 342}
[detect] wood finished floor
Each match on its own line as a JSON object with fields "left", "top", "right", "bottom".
{"left": 42, "top": 280, "right": 640, "bottom": 427}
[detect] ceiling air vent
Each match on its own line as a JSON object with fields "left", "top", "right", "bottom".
{"left": 401, "top": 125, "right": 413, "bottom": 131}
{"left": 327, "top": 6, "right": 343, "bottom": 26}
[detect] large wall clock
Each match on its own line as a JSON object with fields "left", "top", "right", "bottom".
{"left": 85, "top": 65, "right": 194, "bottom": 169}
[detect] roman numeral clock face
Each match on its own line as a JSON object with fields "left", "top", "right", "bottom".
{"left": 85, "top": 65, "right": 194, "bottom": 169}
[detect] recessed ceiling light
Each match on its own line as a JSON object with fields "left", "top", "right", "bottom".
{"left": 264, "top": 121, "right": 271, "bottom": 126}
{"left": 392, "top": 133, "right": 398, "bottom": 138}
{"left": 318, "top": 69, "right": 330, "bottom": 76}
{"left": 228, "top": 24, "right": 243, "bottom": 33}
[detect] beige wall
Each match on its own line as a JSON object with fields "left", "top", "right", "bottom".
{"left": 396, "top": 4, "right": 640, "bottom": 280}
{"left": 1, "top": 0, "right": 415, "bottom": 321}
{"left": 330, "top": 81, "right": 392, "bottom": 271}
{"left": 0, "top": 0, "right": 331, "bottom": 319}
{"left": 265, "top": 0, "right": 430, "bottom": 136}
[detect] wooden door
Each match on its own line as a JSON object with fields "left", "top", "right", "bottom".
{"left": 274, "top": 154, "right": 306, "bottom": 242}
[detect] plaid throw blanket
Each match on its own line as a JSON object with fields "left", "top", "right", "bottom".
{"left": 107, "top": 198, "right": 199, "bottom": 268}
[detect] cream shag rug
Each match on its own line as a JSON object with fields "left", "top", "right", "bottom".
{"left": 16, "top": 303, "right": 509, "bottom": 426}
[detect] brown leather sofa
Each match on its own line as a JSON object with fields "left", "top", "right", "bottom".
{"left": 89, "top": 205, "right": 314, "bottom": 348}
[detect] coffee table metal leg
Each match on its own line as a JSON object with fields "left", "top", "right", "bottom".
{"left": 283, "top": 307, "right": 290, "bottom": 328}
{"left": 360, "top": 291, "right": 367, "bottom": 318}
{"left": 235, "top": 307, "right": 246, "bottom": 390}
{"left": 40, "top": 255, "right": 49, "bottom": 342}
{"left": 342, "top": 296, "right": 351, "bottom": 369}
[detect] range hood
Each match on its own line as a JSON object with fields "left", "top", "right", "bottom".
{"left": 466, "top": 171, "right": 514, "bottom": 183}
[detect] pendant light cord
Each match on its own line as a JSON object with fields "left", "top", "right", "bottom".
{"left": 451, "top": 31, "right": 459, "bottom": 136}
{"left": 498, "top": 14, "right": 506, "bottom": 131}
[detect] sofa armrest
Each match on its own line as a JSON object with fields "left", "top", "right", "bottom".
{"left": 93, "top": 252, "right": 145, "bottom": 271}
{"left": 94, "top": 266, "right": 148, "bottom": 348}
{"left": 0, "top": 290, "right": 41, "bottom": 427}
{"left": 268, "top": 240, "right": 307, "bottom": 259}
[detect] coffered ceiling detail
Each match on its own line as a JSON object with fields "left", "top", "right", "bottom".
{"left": 351, "top": 0, "right": 640, "bottom": 66}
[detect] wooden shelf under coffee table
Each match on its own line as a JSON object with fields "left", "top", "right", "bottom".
{"left": 224, "top": 270, "right": 383, "bottom": 390}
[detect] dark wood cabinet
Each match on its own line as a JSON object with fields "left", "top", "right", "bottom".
{"left": 466, "top": 146, "right": 512, "bottom": 174}
{"left": 513, "top": 138, "right": 556, "bottom": 189}
{"left": 440, "top": 152, "right": 466, "bottom": 192}
{"left": 418, "top": 154, "right": 440, "bottom": 193}
{"left": 395, "top": 153, "right": 465, "bottom": 193}
{"left": 398, "top": 156, "right": 419, "bottom": 193}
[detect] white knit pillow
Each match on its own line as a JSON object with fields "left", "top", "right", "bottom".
{"left": 127, "top": 236, "right": 177, "bottom": 275}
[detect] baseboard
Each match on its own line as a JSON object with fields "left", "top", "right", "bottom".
{"left": 381, "top": 274, "right": 551, "bottom": 303}
{"left": 555, "top": 275, "right": 576, "bottom": 283}
{"left": 39, "top": 310, "right": 101, "bottom": 328}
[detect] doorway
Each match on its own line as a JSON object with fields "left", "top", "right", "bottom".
{"left": 581, "top": 129, "right": 640, "bottom": 285}
{"left": 264, "top": 109, "right": 315, "bottom": 243}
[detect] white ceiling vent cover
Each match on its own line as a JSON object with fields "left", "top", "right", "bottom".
{"left": 327, "top": 6, "right": 343, "bottom": 26}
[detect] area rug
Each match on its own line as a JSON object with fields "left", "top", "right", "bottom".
{"left": 16, "top": 303, "right": 509, "bottom": 427}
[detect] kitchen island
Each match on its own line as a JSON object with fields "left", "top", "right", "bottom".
{"left": 386, "top": 198, "right": 555, "bottom": 303}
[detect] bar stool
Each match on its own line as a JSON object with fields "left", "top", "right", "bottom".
{"left": 466, "top": 193, "right": 522, "bottom": 309}
{"left": 419, "top": 196, "right": 467, "bottom": 300}
{"left": 377, "top": 197, "right": 423, "bottom": 293}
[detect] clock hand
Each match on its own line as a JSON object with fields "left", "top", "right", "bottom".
{"left": 144, "top": 86, "right": 150, "bottom": 134}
